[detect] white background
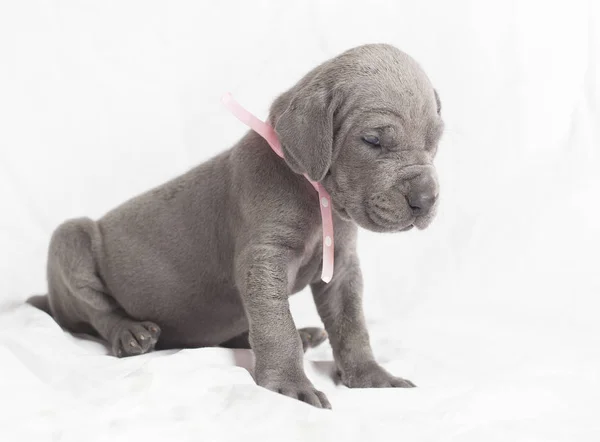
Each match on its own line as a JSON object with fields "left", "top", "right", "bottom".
{"left": 1, "top": 1, "right": 599, "bottom": 441}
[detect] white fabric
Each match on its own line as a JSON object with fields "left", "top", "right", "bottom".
{"left": 1, "top": 1, "right": 599, "bottom": 441}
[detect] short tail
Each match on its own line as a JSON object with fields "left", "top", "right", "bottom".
{"left": 27, "top": 294, "right": 52, "bottom": 316}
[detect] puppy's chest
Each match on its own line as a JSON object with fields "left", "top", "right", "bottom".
{"left": 288, "top": 227, "right": 323, "bottom": 294}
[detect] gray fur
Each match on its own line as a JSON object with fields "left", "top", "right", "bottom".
{"left": 32, "top": 44, "right": 443, "bottom": 408}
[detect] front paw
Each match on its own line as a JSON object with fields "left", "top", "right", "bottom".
{"left": 340, "top": 361, "right": 416, "bottom": 389}
{"left": 258, "top": 374, "right": 331, "bottom": 409}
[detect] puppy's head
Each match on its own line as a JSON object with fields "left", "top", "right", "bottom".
{"left": 270, "top": 44, "right": 444, "bottom": 232}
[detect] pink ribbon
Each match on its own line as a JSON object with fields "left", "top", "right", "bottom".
{"left": 222, "top": 93, "right": 334, "bottom": 283}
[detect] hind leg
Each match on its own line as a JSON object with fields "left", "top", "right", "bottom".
{"left": 221, "top": 327, "right": 328, "bottom": 352}
{"left": 94, "top": 313, "right": 161, "bottom": 357}
{"left": 47, "top": 217, "right": 161, "bottom": 357}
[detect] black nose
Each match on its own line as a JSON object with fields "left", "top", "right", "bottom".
{"left": 407, "top": 190, "right": 437, "bottom": 215}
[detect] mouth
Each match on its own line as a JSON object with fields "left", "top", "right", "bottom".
{"left": 334, "top": 202, "right": 415, "bottom": 233}
{"left": 365, "top": 209, "right": 415, "bottom": 233}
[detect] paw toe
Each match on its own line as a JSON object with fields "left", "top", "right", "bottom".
{"left": 141, "top": 322, "right": 161, "bottom": 341}
{"left": 392, "top": 378, "right": 416, "bottom": 388}
{"left": 298, "top": 390, "right": 321, "bottom": 407}
{"left": 314, "top": 390, "right": 332, "bottom": 409}
{"left": 267, "top": 382, "right": 331, "bottom": 409}
{"left": 298, "top": 327, "right": 328, "bottom": 351}
{"left": 342, "top": 363, "right": 416, "bottom": 389}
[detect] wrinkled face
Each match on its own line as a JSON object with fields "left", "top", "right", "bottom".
{"left": 324, "top": 88, "right": 443, "bottom": 232}
{"left": 273, "top": 44, "right": 444, "bottom": 233}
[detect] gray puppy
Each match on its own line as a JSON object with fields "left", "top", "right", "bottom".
{"left": 29, "top": 44, "right": 443, "bottom": 409}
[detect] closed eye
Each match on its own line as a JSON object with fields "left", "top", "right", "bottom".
{"left": 362, "top": 135, "right": 381, "bottom": 147}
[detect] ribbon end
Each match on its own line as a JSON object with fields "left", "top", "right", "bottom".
{"left": 321, "top": 272, "right": 333, "bottom": 284}
{"left": 221, "top": 92, "right": 233, "bottom": 105}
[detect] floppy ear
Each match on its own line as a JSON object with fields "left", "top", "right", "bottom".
{"left": 274, "top": 86, "right": 335, "bottom": 182}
